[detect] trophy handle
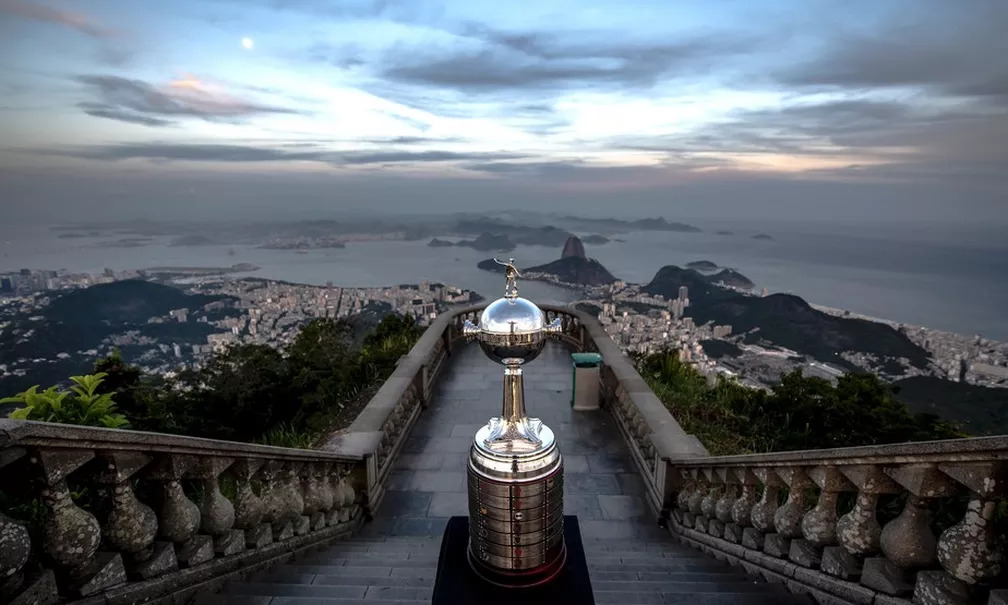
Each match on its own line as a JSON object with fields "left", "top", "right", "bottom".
{"left": 544, "top": 317, "right": 563, "bottom": 338}
{"left": 462, "top": 319, "right": 481, "bottom": 340}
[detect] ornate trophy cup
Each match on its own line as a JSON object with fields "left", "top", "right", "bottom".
{"left": 462, "top": 258, "right": 566, "bottom": 587}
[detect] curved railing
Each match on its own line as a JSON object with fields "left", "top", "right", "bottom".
{"left": 0, "top": 420, "right": 364, "bottom": 604}
{"left": 666, "top": 438, "right": 1008, "bottom": 605}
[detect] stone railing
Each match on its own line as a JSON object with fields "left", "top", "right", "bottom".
{"left": 666, "top": 438, "right": 1008, "bottom": 605}
{"left": 0, "top": 420, "right": 365, "bottom": 605}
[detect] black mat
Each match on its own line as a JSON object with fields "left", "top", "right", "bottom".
{"left": 431, "top": 515, "right": 595, "bottom": 605}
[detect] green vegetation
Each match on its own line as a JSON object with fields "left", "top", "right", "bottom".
{"left": 893, "top": 376, "right": 1008, "bottom": 436}
{"left": 2, "top": 373, "right": 130, "bottom": 428}
{"left": 6, "top": 314, "right": 423, "bottom": 447}
{"left": 635, "top": 349, "right": 963, "bottom": 456}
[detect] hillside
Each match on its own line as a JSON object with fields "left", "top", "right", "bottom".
{"left": 643, "top": 266, "right": 930, "bottom": 369}
{"left": 0, "top": 280, "right": 236, "bottom": 390}
{"left": 709, "top": 269, "right": 755, "bottom": 290}
{"left": 893, "top": 376, "right": 1008, "bottom": 435}
{"left": 524, "top": 256, "right": 618, "bottom": 286}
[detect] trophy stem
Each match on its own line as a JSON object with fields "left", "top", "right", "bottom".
{"left": 501, "top": 361, "right": 526, "bottom": 422}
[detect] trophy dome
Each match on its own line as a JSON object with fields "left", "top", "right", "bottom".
{"left": 479, "top": 296, "right": 546, "bottom": 335}
{"left": 463, "top": 257, "right": 563, "bottom": 365}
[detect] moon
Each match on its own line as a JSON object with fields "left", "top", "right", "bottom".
{"left": 241, "top": 37, "right": 254, "bottom": 50}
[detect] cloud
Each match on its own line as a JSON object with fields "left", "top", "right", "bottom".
{"left": 771, "top": 3, "right": 1008, "bottom": 105}
{"left": 0, "top": 0, "right": 118, "bottom": 38}
{"left": 75, "top": 75, "right": 305, "bottom": 126}
{"left": 379, "top": 31, "right": 755, "bottom": 94}
{"left": 32, "top": 142, "right": 526, "bottom": 166}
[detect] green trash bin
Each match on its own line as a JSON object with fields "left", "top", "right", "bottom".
{"left": 571, "top": 353, "right": 603, "bottom": 411}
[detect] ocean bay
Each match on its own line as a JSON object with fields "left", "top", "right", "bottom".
{"left": 2, "top": 225, "right": 1006, "bottom": 340}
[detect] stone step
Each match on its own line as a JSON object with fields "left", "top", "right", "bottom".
{"left": 280, "top": 564, "right": 436, "bottom": 578}
{"left": 300, "top": 554, "right": 440, "bottom": 567}
{"left": 591, "top": 570, "right": 747, "bottom": 582}
{"left": 225, "top": 582, "right": 433, "bottom": 601}
{"left": 589, "top": 562, "right": 736, "bottom": 573}
{"left": 255, "top": 570, "right": 435, "bottom": 588}
{"left": 594, "top": 592, "right": 801, "bottom": 605}
{"left": 591, "top": 580, "right": 784, "bottom": 594}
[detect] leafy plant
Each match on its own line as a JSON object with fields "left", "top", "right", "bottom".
{"left": 3, "top": 372, "right": 130, "bottom": 428}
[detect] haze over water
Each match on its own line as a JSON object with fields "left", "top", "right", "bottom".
{"left": 3, "top": 221, "right": 1006, "bottom": 341}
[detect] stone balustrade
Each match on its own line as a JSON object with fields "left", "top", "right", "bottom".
{"left": 665, "top": 438, "right": 1008, "bottom": 605}
{"left": 0, "top": 420, "right": 365, "bottom": 605}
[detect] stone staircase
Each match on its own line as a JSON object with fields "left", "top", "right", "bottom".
{"left": 216, "top": 531, "right": 809, "bottom": 604}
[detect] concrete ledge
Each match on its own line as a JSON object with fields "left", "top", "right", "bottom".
{"left": 668, "top": 517, "right": 914, "bottom": 605}
{"left": 0, "top": 420, "right": 364, "bottom": 463}
{"left": 665, "top": 435, "right": 1008, "bottom": 467}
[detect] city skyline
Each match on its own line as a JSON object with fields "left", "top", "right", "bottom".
{"left": 1, "top": 0, "right": 1006, "bottom": 224}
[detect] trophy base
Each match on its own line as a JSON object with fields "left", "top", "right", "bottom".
{"left": 467, "top": 543, "right": 567, "bottom": 588}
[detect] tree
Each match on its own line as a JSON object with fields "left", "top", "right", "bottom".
{"left": 3, "top": 373, "right": 130, "bottom": 428}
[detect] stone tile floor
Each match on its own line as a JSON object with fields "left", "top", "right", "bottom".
{"left": 358, "top": 340, "right": 664, "bottom": 542}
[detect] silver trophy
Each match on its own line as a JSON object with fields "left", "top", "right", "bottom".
{"left": 462, "top": 258, "right": 566, "bottom": 586}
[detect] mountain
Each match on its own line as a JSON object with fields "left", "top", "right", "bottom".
{"left": 524, "top": 257, "right": 618, "bottom": 286}
{"left": 630, "top": 217, "right": 702, "bottom": 232}
{"left": 643, "top": 266, "right": 929, "bottom": 369}
{"left": 686, "top": 260, "right": 719, "bottom": 271}
{"left": 476, "top": 259, "right": 508, "bottom": 273}
{"left": 455, "top": 233, "right": 516, "bottom": 252}
{"left": 561, "top": 236, "right": 587, "bottom": 259}
{"left": 709, "top": 269, "right": 755, "bottom": 290}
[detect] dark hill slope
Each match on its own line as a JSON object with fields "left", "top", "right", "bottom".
{"left": 0, "top": 280, "right": 232, "bottom": 365}
{"left": 525, "top": 257, "right": 618, "bottom": 286}
{"left": 643, "top": 266, "right": 929, "bottom": 369}
{"left": 893, "top": 376, "right": 1008, "bottom": 435}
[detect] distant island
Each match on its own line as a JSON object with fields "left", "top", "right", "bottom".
{"left": 477, "top": 235, "right": 618, "bottom": 287}
{"left": 427, "top": 238, "right": 455, "bottom": 247}
{"left": 543, "top": 215, "right": 702, "bottom": 234}
{"left": 752, "top": 233, "right": 774, "bottom": 240}
{"left": 581, "top": 234, "right": 609, "bottom": 245}
{"left": 455, "top": 233, "right": 516, "bottom": 252}
{"left": 686, "top": 260, "right": 719, "bottom": 271}
{"left": 716, "top": 230, "right": 734, "bottom": 236}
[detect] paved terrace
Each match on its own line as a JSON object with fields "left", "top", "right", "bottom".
{"left": 361, "top": 340, "right": 661, "bottom": 541}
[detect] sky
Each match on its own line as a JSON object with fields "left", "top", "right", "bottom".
{"left": 0, "top": 0, "right": 1006, "bottom": 225}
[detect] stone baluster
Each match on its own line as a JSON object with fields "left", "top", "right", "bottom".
{"left": 260, "top": 460, "right": 293, "bottom": 541}
{"left": 767, "top": 466, "right": 811, "bottom": 558}
{"left": 821, "top": 465, "right": 900, "bottom": 580}
{"left": 230, "top": 459, "right": 271, "bottom": 548}
{"left": 914, "top": 461, "right": 1006, "bottom": 605}
{"left": 0, "top": 510, "right": 32, "bottom": 599}
{"left": 336, "top": 467, "right": 358, "bottom": 523}
{"left": 150, "top": 455, "right": 213, "bottom": 568}
{"left": 792, "top": 466, "right": 854, "bottom": 568}
{"left": 860, "top": 464, "right": 957, "bottom": 597}
{"left": 325, "top": 465, "right": 344, "bottom": 527}
{"left": 673, "top": 470, "right": 694, "bottom": 525}
{"left": 726, "top": 468, "right": 759, "bottom": 544}
{"left": 710, "top": 468, "right": 737, "bottom": 539}
{"left": 316, "top": 463, "right": 336, "bottom": 525}
{"left": 99, "top": 452, "right": 176, "bottom": 580}
{"left": 286, "top": 462, "right": 310, "bottom": 536}
{"left": 697, "top": 468, "right": 723, "bottom": 535}
{"left": 32, "top": 449, "right": 126, "bottom": 596}
{"left": 301, "top": 462, "right": 329, "bottom": 532}
{"left": 745, "top": 468, "right": 782, "bottom": 551}
{"left": 686, "top": 470, "right": 707, "bottom": 530}
{"left": 195, "top": 457, "right": 242, "bottom": 556}
{"left": 0, "top": 446, "right": 45, "bottom": 603}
